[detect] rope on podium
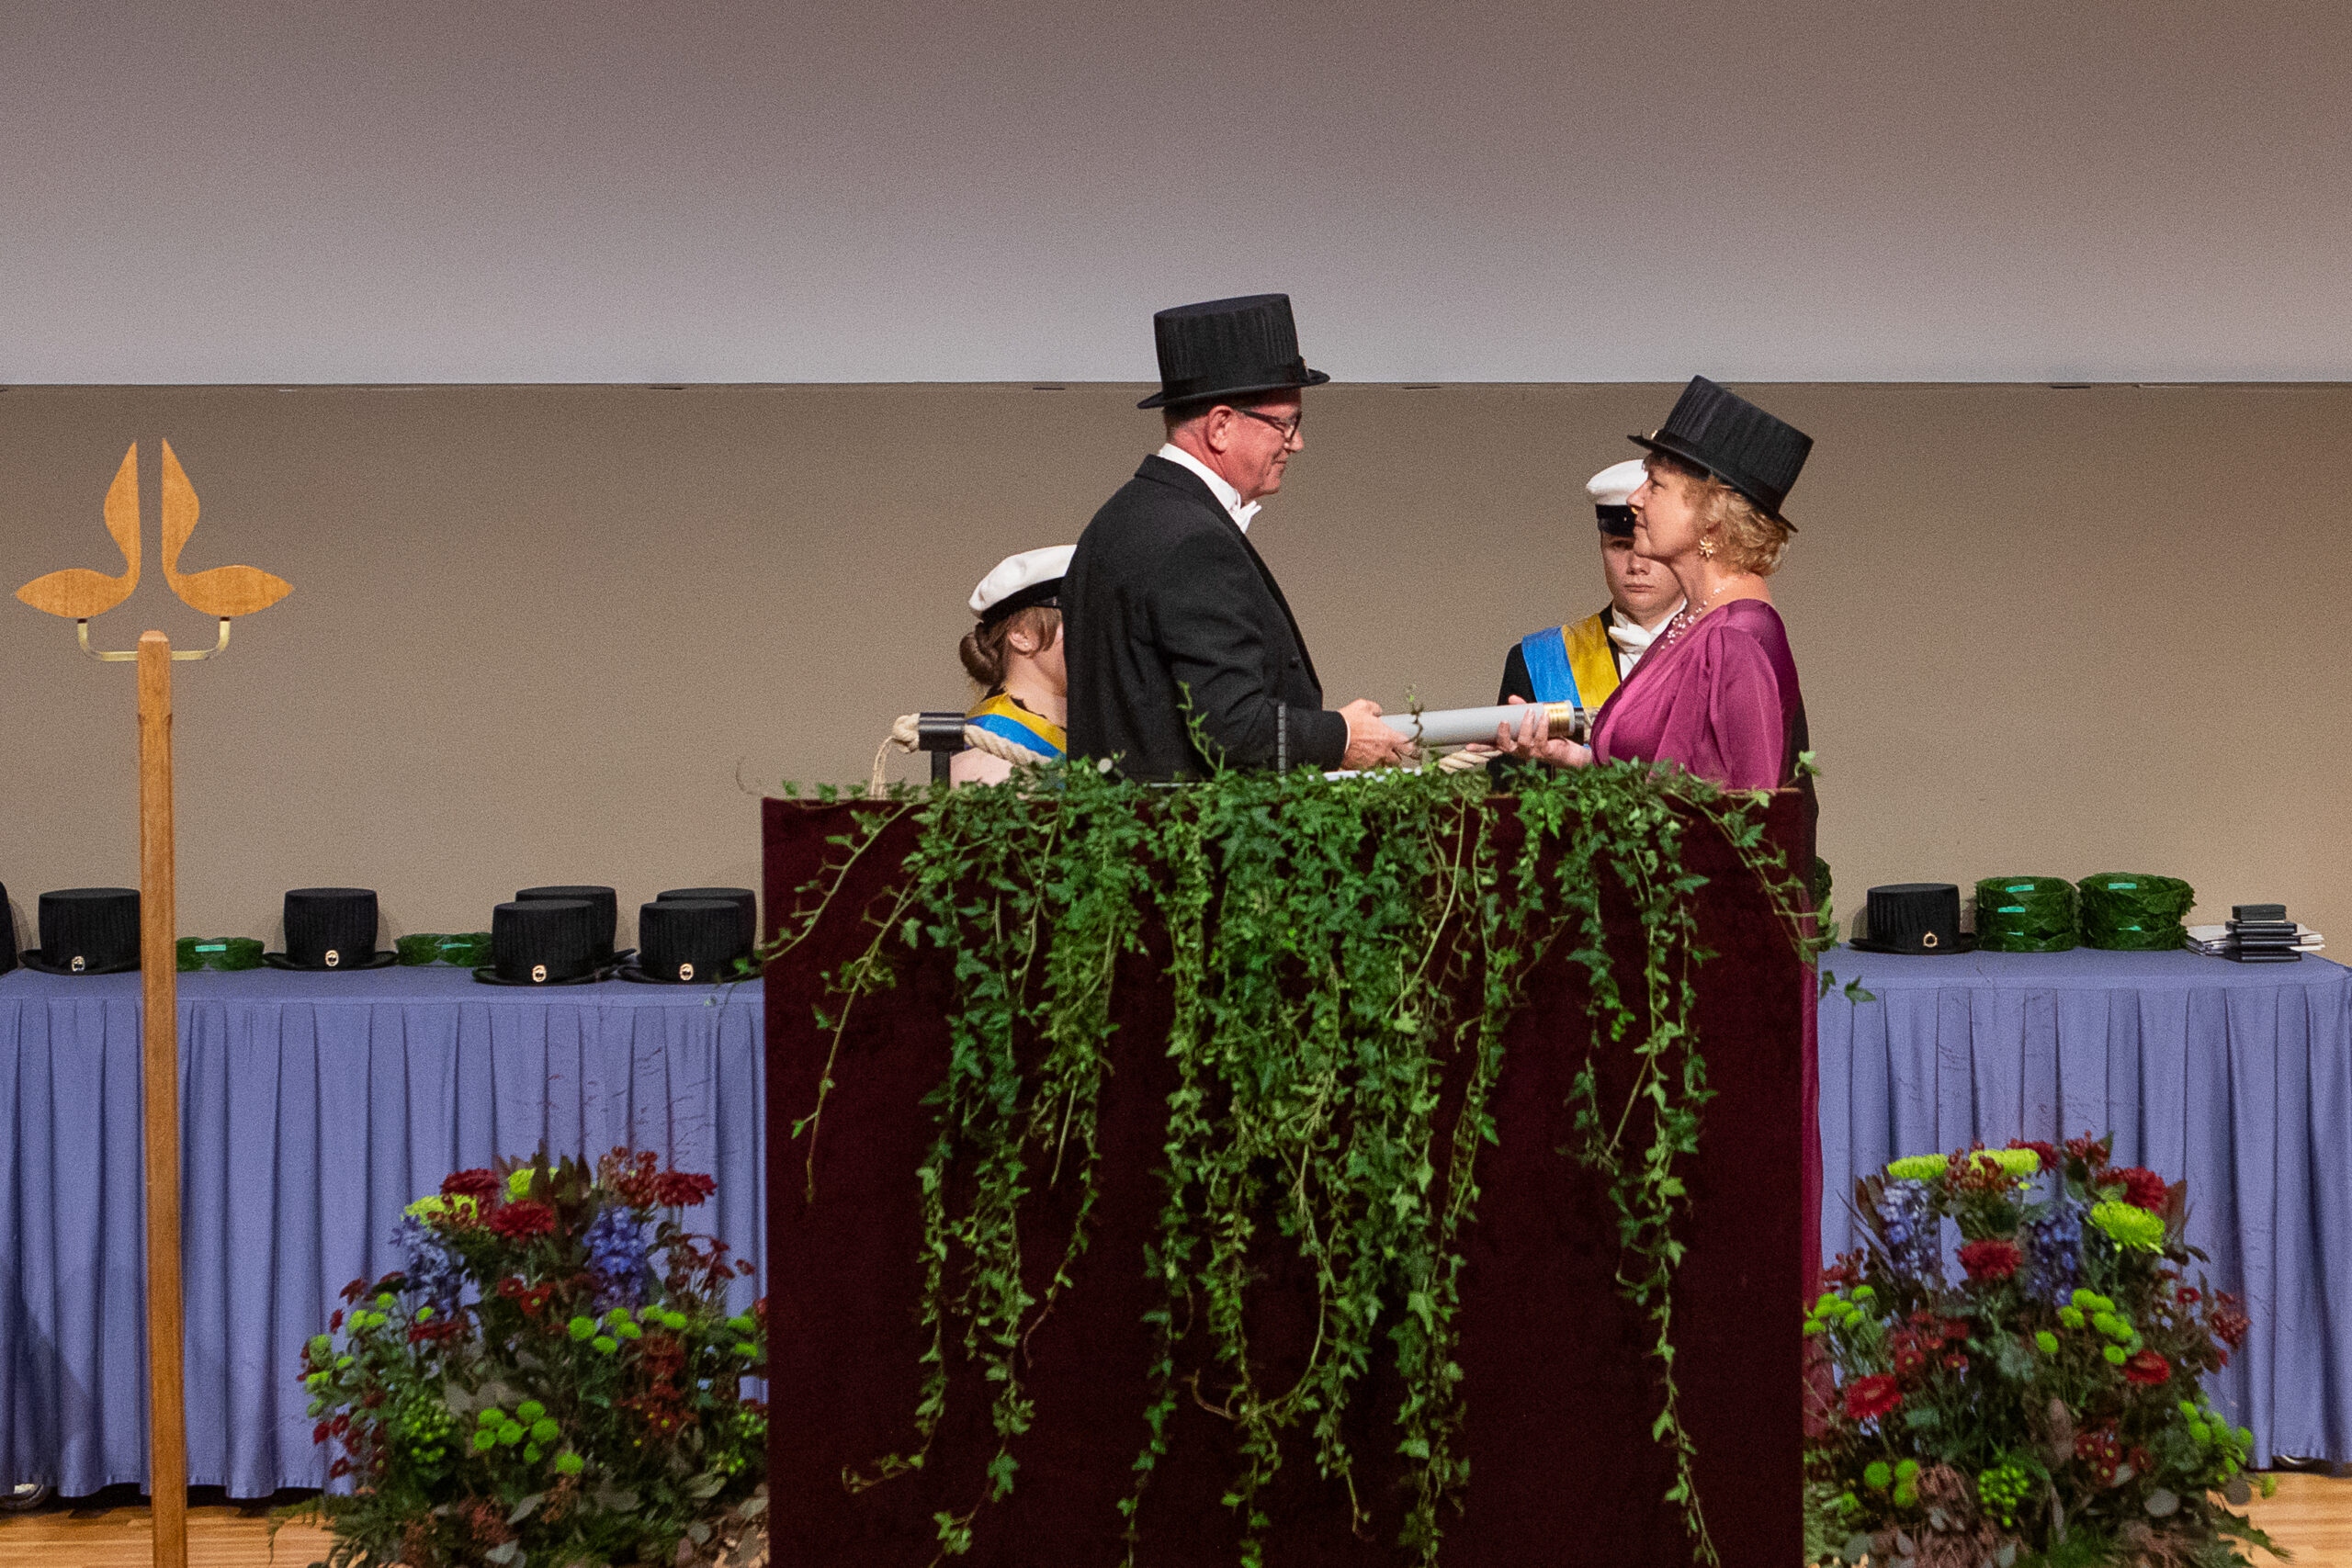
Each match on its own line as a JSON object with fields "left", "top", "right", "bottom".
{"left": 868, "top": 712, "right": 1037, "bottom": 797}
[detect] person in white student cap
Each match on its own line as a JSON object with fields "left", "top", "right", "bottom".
{"left": 1494, "top": 458, "right": 1687, "bottom": 711}
{"left": 950, "top": 546, "right": 1073, "bottom": 785}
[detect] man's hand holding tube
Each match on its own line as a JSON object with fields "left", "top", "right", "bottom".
{"left": 1340, "top": 699, "right": 1417, "bottom": 770}
{"left": 1487, "top": 694, "right": 1592, "bottom": 769}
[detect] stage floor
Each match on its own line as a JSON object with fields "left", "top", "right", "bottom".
{"left": 0, "top": 1483, "right": 2336, "bottom": 1566}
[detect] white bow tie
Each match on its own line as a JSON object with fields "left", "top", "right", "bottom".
{"left": 1234, "top": 501, "right": 1261, "bottom": 534}
{"left": 1609, "top": 604, "right": 1682, "bottom": 661}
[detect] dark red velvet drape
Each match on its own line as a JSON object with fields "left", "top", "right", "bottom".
{"left": 763, "top": 797, "right": 1803, "bottom": 1567}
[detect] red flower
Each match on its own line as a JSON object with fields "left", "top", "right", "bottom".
{"left": 2075, "top": 1426, "right": 2122, "bottom": 1485}
{"left": 1957, "top": 1239, "right": 2021, "bottom": 1280}
{"left": 2064, "top": 1133, "right": 2112, "bottom": 1170}
{"left": 486, "top": 1200, "right": 555, "bottom": 1241}
{"left": 2212, "top": 1303, "right": 2250, "bottom": 1348}
{"left": 2111, "top": 1166, "right": 2169, "bottom": 1213}
{"left": 1843, "top": 1374, "right": 1902, "bottom": 1421}
{"left": 651, "top": 1169, "right": 717, "bottom": 1208}
{"left": 2006, "top": 1139, "right": 2059, "bottom": 1171}
{"left": 440, "top": 1168, "right": 500, "bottom": 1200}
{"left": 2123, "top": 1349, "right": 2171, "bottom": 1385}
{"left": 1893, "top": 1346, "right": 1928, "bottom": 1376}
{"left": 1939, "top": 1318, "right": 1971, "bottom": 1344}
{"left": 1941, "top": 1352, "right": 1969, "bottom": 1372}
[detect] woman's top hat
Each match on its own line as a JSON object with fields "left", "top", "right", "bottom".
{"left": 622, "top": 898, "right": 754, "bottom": 984}
{"left": 1849, "top": 883, "right": 1976, "bottom": 955}
{"left": 1630, "top": 376, "right": 1814, "bottom": 525}
{"left": 20, "top": 887, "right": 141, "bottom": 975}
{"left": 515, "top": 886, "right": 619, "bottom": 966}
{"left": 265, "top": 887, "right": 398, "bottom": 970}
{"left": 477, "top": 899, "right": 604, "bottom": 986}
{"left": 1136, "top": 295, "right": 1330, "bottom": 411}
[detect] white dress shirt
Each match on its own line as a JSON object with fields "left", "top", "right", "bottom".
{"left": 1155, "top": 444, "right": 1262, "bottom": 534}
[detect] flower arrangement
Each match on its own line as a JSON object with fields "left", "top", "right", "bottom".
{"left": 1805, "top": 1134, "right": 2275, "bottom": 1568}
{"left": 290, "top": 1149, "right": 767, "bottom": 1567}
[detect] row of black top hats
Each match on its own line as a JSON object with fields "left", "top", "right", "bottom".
{"left": 4, "top": 884, "right": 759, "bottom": 986}
{"left": 483, "top": 886, "right": 758, "bottom": 987}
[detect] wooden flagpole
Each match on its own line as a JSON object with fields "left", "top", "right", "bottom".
{"left": 137, "top": 630, "right": 187, "bottom": 1568}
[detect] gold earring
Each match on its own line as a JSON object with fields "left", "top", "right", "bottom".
{"left": 1698, "top": 536, "right": 1716, "bottom": 559}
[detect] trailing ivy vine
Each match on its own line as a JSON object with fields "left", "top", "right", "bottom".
{"left": 771, "top": 758, "right": 1825, "bottom": 1565}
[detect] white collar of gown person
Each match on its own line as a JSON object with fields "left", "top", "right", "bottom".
{"left": 1609, "top": 599, "right": 1685, "bottom": 670}
{"left": 1156, "top": 444, "right": 1262, "bottom": 535}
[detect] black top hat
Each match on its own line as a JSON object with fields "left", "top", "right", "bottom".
{"left": 1136, "top": 294, "right": 1330, "bottom": 411}
{"left": 1, "top": 882, "right": 16, "bottom": 977}
{"left": 1849, "top": 883, "right": 1976, "bottom": 956}
{"left": 1630, "top": 377, "right": 1814, "bottom": 525}
{"left": 656, "top": 887, "right": 758, "bottom": 953}
{"left": 622, "top": 898, "right": 755, "bottom": 984}
{"left": 515, "top": 886, "right": 619, "bottom": 966}
{"left": 265, "top": 886, "right": 399, "bottom": 971}
{"left": 20, "top": 887, "right": 141, "bottom": 976}
{"left": 476, "top": 898, "right": 605, "bottom": 986}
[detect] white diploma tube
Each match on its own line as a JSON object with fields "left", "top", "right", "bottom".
{"left": 1379, "top": 703, "right": 1590, "bottom": 748}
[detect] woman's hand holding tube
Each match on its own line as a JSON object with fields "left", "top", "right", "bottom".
{"left": 1490, "top": 695, "right": 1592, "bottom": 769}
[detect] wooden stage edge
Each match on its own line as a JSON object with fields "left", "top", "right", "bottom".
{"left": 1, "top": 1481, "right": 2346, "bottom": 1566}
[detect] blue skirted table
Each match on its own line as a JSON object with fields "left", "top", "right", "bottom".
{"left": 0, "top": 964, "right": 764, "bottom": 1498}
{"left": 1819, "top": 945, "right": 2352, "bottom": 1464}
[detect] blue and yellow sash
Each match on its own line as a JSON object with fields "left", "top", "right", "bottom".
{"left": 1518, "top": 611, "right": 1621, "bottom": 708}
{"left": 966, "top": 692, "right": 1066, "bottom": 760}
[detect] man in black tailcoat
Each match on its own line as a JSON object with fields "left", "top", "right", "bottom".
{"left": 1062, "top": 294, "right": 1411, "bottom": 780}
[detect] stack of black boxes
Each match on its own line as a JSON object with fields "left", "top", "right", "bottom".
{"left": 2221, "top": 903, "right": 2301, "bottom": 964}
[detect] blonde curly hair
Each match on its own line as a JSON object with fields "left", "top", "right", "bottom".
{"left": 1645, "top": 453, "right": 1792, "bottom": 577}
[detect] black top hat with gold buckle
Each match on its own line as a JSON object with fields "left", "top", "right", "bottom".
{"left": 474, "top": 898, "right": 606, "bottom": 986}
{"left": 618, "top": 897, "right": 755, "bottom": 984}
{"left": 1849, "top": 883, "right": 1977, "bottom": 955}
{"left": 264, "top": 887, "right": 400, "bottom": 971}
{"left": 18, "top": 886, "right": 141, "bottom": 975}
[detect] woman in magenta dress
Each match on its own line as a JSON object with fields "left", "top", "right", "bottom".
{"left": 1492, "top": 376, "right": 1822, "bottom": 1292}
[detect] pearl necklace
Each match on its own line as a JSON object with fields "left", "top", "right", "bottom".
{"left": 1658, "top": 577, "right": 1747, "bottom": 649}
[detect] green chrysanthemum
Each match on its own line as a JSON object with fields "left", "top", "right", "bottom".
{"left": 1970, "top": 1147, "right": 2041, "bottom": 1177}
{"left": 1886, "top": 1154, "right": 1948, "bottom": 1181}
{"left": 2088, "top": 1200, "right": 2165, "bottom": 1250}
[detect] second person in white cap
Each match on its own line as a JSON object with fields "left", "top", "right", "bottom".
{"left": 1493, "top": 458, "right": 1686, "bottom": 712}
{"left": 952, "top": 546, "right": 1072, "bottom": 785}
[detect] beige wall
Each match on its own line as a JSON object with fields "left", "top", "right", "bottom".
{"left": 3, "top": 384, "right": 2346, "bottom": 950}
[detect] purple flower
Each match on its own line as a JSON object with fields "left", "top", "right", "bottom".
{"left": 391, "top": 1214, "right": 469, "bottom": 1313}
{"left": 1876, "top": 1179, "right": 1944, "bottom": 1285}
{"left": 582, "top": 1204, "right": 652, "bottom": 1310}
{"left": 2023, "top": 1187, "right": 2083, "bottom": 1304}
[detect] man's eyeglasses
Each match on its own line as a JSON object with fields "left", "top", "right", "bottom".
{"left": 1233, "top": 408, "right": 1304, "bottom": 443}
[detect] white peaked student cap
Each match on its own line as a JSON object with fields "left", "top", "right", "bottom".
{"left": 969, "top": 545, "right": 1077, "bottom": 624}
{"left": 1587, "top": 458, "right": 1649, "bottom": 509}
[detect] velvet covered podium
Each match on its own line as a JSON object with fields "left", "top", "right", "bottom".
{"left": 763, "top": 791, "right": 1805, "bottom": 1567}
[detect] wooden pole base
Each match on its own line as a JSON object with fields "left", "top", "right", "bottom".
{"left": 137, "top": 631, "right": 187, "bottom": 1568}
